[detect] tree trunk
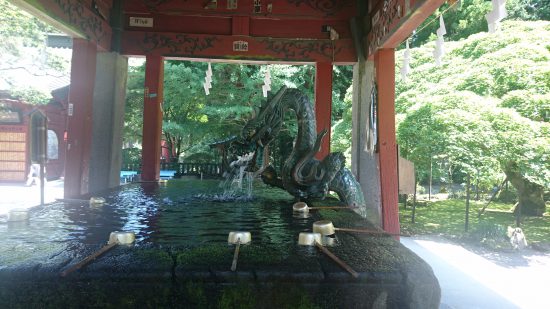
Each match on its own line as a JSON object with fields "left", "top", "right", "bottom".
{"left": 504, "top": 165, "right": 546, "bottom": 216}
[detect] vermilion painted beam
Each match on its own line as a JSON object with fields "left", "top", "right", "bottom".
{"left": 15, "top": 0, "right": 112, "bottom": 51}
{"left": 65, "top": 39, "right": 97, "bottom": 198}
{"left": 125, "top": 15, "right": 351, "bottom": 40}
{"left": 141, "top": 54, "right": 164, "bottom": 181}
{"left": 249, "top": 19, "right": 350, "bottom": 39}
{"left": 375, "top": 49, "right": 400, "bottom": 237}
{"left": 123, "top": 0, "right": 357, "bottom": 19}
{"left": 382, "top": 0, "right": 446, "bottom": 48}
{"left": 121, "top": 31, "right": 356, "bottom": 64}
{"left": 314, "top": 62, "right": 333, "bottom": 160}
{"left": 232, "top": 16, "right": 250, "bottom": 36}
{"left": 367, "top": 0, "right": 446, "bottom": 58}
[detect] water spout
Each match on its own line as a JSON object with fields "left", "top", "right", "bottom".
{"left": 218, "top": 152, "right": 256, "bottom": 200}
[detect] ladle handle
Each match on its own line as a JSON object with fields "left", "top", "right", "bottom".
{"left": 334, "top": 227, "right": 389, "bottom": 235}
{"left": 231, "top": 239, "right": 241, "bottom": 271}
{"left": 60, "top": 242, "right": 118, "bottom": 277}
{"left": 309, "top": 206, "right": 357, "bottom": 210}
{"left": 314, "top": 242, "right": 359, "bottom": 278}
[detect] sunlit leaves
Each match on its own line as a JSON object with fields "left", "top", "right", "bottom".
{"left": 395, "top": 20, "right": 550, "bottom": 190}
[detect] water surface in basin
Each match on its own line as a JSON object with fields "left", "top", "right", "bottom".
{"left": 0, "top": 179, "right": 319, "bottom": 254}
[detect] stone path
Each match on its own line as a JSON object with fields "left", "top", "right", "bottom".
{"left": 401, "top": 236, "right": 550, "bottom": 309}
{"left": 0, "top": 180, "right": 64, "bottom": 216}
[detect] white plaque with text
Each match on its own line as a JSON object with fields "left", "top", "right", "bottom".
{"left": 129, "top": 17, "right": 154, "bottom": 28}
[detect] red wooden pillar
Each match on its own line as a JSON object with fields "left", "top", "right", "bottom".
{"left": 64, "top": 39, "right": 97, "bottom": 198}
{"left": 314, "top": 62, "right": 333, "bottom": 160}
{"left": 375, "top": 49, "right": 400, "bottom": 236}
{"left": 141, "top": 54, "right": 164, "bottom": 181}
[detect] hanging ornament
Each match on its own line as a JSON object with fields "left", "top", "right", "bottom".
{"left": 432, "top": 15, "right": 446, "bottom": 66}
{"left": 262, "top": 67, "right": 271, "bottom": 97}
{"left": 400, "top": 40, "right": 411, "bottom": 81}
{"left": 207, "top": 62, "right": 213, "bottom": 78}
{"left": 204, "top": 62, "right": 212, "bottom": 95}
{"left": 486, "top": 0, "right": 507, "bottom": 33}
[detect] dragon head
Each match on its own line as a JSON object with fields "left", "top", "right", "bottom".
{"left": 241, "top": 86, "right": 288, "bottom": 147}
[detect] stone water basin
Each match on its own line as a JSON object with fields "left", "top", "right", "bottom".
{"left": 0, "top": 179, "right": 440, "bottom": 308}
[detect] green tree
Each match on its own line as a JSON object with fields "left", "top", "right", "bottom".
{"left": 396, "top": 20, "right": 550, "bottom": 215}
{"left": 124, "top": 61, "right": 326, "bottom": 165}
{"left": 331, "top": 85, "right": 353, "bottom": 165}
{"left": 123, "top": 63, "right": 146, "bottom": 147}
{"left": 0, "top": 0, "right": 68, "bottom": 104}
{"left": 410, "top": 0, "right": 550, "bottom": 47}
{"left": 410, "top": 0, "right": 492, "bottom": 47}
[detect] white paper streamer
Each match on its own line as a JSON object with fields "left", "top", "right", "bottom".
{"left": 400, "top": 40, "right": 411, "bottom": 81}
{"left": 204, "top": 62, "right": 213, "bottom": 94}
{"left": 262, "top": 67, "right": 271, "bottom": 97}
{"left": 433, "top": 15, "right": 446, "bottom": 66}
{"left": 486, "top": 0, "right": 507, "bottom": 33}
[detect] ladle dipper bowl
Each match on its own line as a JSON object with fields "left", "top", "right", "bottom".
{"left": 228, "top": 231, "right": 251, "bottom": 271}
{"left": 89, "top": 197, "right": 106, "bottom": 205}
{"left": 61, "top": 231, "right": 136, "bottom": 277}
{"left": 108, "top": 231, "right": 136, "bottom": 245}
{"left": 298, "top": 232, "right": 358, "bottom": 278}
{"left": 292, "top": 202, "right": 357, "bottom": 213}
{"left": 313, "top": 220, "right": 390, "bottom": 236}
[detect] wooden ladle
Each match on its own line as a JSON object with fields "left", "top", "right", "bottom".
{"left": 228, "top": 231, "right": 251, "bottom": 271}
{"left": 298, "top": 232, "right": 359, "bottom": 278}
{"left": 60, "top": 231, "right": 135, "bottom": 277}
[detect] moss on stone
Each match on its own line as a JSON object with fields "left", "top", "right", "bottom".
{"left": 176, "top": 244, "right": 232, "bottom": 266}
{"left": 317, "top": 209, "right": 362, "bottom": 224}
{"left": 175, "top": 243, "right": 290, "bottom": 269}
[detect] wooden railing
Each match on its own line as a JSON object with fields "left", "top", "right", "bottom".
{"left": 121, "top": 162, "right": 223, "bottom": 177}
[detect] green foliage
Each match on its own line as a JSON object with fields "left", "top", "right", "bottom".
{"left": 331, "top": 85, "right": 353, "bottom": 165}
{"left": 399, "top": 199, "right": 550, "bottom": 244}
{"left": 331, "top": 65, "right": 353, "bottom": 120}
{"left": 0, "top": 0, "right": 69, "bottom": 103}
{"left": 0, "top": 0, "right": 54, "bottom": 55}
{"left": 396, "top": 21, "right": 550, "bottom": 192}
{"left": 125, "top": 61, "right": 339, "bottom": 165}
{"left": 9, "top": 87, "right": 50, "bottom": 104}
{"left": 122, "top": 147, "right": 142, "bottom": 166}
{"left": 410, "top": 0, "right": 550, "bottom": 47}
{"left": 506, "top": 0, "right": 550, "bottom": 20}
{"left": 123, "top": 63, "right": 146, "bottom": 146}
{"left": 411, "top": 0, "right": 492, "bottom": 47}
{"left": 501, "top": 90, "right": 550, "bottom": 122}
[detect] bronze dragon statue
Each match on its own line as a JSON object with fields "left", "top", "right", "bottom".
{"left": 223, "top": 86, "right": 366, "bottom": 215}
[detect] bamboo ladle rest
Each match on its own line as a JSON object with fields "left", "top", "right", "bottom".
{"left": 60, "top": 231, "right": 135, "bottom": 277}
